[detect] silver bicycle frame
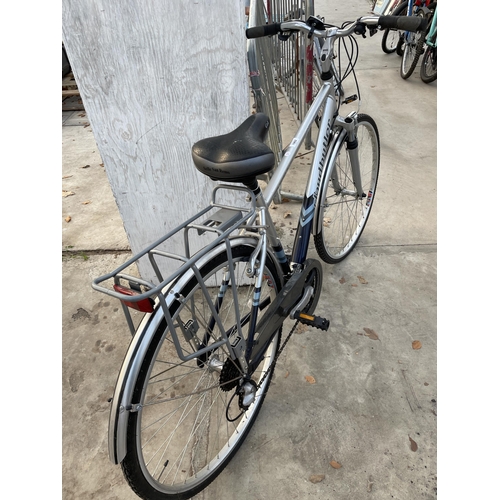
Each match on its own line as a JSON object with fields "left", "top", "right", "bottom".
{"left": 99, "top": 20, "right": 372, "bottom": 465}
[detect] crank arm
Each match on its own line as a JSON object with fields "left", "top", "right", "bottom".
{"left": 289, "top": 286, "right": 314, "bottom": 319}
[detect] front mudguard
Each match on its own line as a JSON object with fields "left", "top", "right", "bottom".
{"left": 312, "top": 127, "right": 346, "bottom": 237}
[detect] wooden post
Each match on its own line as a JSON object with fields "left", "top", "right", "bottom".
{"left": 62, "top": 0, "right": 250, "bottom": 281}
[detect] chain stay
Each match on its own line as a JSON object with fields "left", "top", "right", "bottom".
{"left": 256, "top": 319, "right": 299, "bottom": 391}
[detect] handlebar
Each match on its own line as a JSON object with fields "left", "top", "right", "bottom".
{"left": 246, "top": 15, "right": 427, "bottom": 40}
{"left": 246, "top": 23, "right": 282, "bottom": 39}
{"left": 377, "top": 15, "right": 427, "bottom": 32}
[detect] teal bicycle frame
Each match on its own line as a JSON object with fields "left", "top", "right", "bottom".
{"left": 424, "top": 3, "right": 437, "bottom": 47}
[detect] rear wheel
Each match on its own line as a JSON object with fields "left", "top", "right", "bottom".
{"left": 314, "top": 114, "right": 380, "bottom": 263}
{"left": 121, "top": 244, "right": 282, "bottom": 500}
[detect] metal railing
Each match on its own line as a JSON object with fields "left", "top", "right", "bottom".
{"left": 247, "top": 2, "right": 283, "bottom": 187}
{"left": 268, "top": 1, "right": 314, "bottom": 128}
{"left": 247, "top": 0, "right": 315, "bottom": 203}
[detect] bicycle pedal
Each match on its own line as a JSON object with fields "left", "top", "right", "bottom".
{"left": 293, "top": 311, "right": 330, "bottom": 331}
{"left": 342, "top": 94, "right": 358, "bottom": 105}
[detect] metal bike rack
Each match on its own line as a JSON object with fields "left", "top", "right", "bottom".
{"left": 247, "top": 0, "right": 315, "bottom": 203}
{"left": 268, "top": 0, "right": 315, "bottom": 128}
{"left": 247, "top": 2, "right": 284, "bottom": 203}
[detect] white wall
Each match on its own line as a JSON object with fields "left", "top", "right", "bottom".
{"left": 62, "top": 0, "right": 250, "bottom": 282}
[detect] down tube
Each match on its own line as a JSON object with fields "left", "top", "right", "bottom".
{"left": 290, "top": 96, "right": 337, "bottom": 265}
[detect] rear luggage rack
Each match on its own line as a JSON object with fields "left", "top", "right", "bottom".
{"left": 92, "top": 184, "right": 260, "bottom": 359}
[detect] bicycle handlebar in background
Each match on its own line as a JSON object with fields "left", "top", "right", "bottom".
{"left": 246, "top": 23, "right": 282, "bottom": 39}
{"left": 377, "top": 15, "right": 427, "bottom": 32}
{"left": 246, "top": 15, "right": 427, "bottom": 40}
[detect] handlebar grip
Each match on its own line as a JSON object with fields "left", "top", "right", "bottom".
{"left": 378, "top": 15, "right": 428, "bottom": 32}
{"left": 246, "top": 23, "right": 282, "bottom": 39}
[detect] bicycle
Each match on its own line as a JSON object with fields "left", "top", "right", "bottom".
{"left": 394, "top": 0, "right": 434, "bottom": 56}
{"left": 399, "top": 1, "right": 436, "bottom": 79}
{"left": 91, "top": 12, "right": 426, "bottom": 500}
{"left": 420, "top": 3, "right": 437, "bottom": 83}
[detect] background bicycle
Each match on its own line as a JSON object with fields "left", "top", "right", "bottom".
{"left": 399, "top": 0, "right": 437, "bottom": 79}
{"left": 377, "top": 0, "right": 409, "bottom": 54}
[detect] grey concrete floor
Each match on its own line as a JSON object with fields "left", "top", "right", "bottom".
{"left": 62, "top": 1, "right": 437, "bottom": 498}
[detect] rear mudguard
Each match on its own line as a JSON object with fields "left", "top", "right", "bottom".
{"left": 107, "top": 236, "right": 282, "bottom": 464}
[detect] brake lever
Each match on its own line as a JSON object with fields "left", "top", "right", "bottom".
{"left": 278, "top": 32, "right": 292, "bottom": 41}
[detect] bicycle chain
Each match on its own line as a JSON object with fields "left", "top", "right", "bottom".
{"left": 255, "top": 319, "right": 299, "bottom": 392}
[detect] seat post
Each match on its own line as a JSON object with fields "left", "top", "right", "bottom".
{"left": 243, "top": 177, "right": 260, "bottom": 196}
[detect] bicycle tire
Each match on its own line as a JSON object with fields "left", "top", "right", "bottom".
{"left": 400, "top": 4, "right": 436, "bottom": 79}
{"left": 381, "top": 1, "right": 408, "bottom": 54}
{"left": 420, "top": 44, "right": 437, "bottom": 83}
{"left": 395, "top": 1, "right": 424, "bottom": 57}
{"left": 396, "top": 36, "right": 405, "bottom": 57}
{"left": 400, "top": 26, "right": 425, "bottom": 79}
{"left": 314, "top": 114, "right": 380, "bottom": 264}
{"left": 121, "top": 243, "right": 283, "bottom": 500}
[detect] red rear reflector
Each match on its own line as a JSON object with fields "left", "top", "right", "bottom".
{"left": 113, "top": 284, "right": 154, "bottom": 313}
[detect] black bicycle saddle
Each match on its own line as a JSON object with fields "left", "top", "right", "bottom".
{"left": 191, "top": 113, "right": 275, "bottom": 183}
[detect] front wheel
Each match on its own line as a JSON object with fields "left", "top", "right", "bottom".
{"left": 314, "top": 114, "right": 380, "bottom": 263}
{"left": 120, "top": 244, "right": 282, "bottom": 500}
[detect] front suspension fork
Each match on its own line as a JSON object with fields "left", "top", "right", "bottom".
{"left": 333, "top": 112, "right": 365, "bottom": 198}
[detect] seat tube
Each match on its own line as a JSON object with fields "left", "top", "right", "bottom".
{"left": 253, "top": 183, "right": 291, "bottom": 276}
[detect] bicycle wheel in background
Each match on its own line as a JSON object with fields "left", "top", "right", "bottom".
{"left": 400, "top": 3, "right": 436, "bottom": 79}
{"left": 121, "top": 244, "right": 282, "bottom": 500}
{"left": 420, "top": 43, "right": 437, "bottom": 83}
{"left": 381, "top": 1, "right": 408, "bottom": 54}
{"left": 400, "top": 12, "right": 426, "bottom": 79}
{"left": 395, "top": 0, "right": 425, "bottom": 57}
{"left": 314, "top": 114, "right": 380, "bottom": 263}
{"left": 396, "top": 35, "right": 405, "bottom": 57}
